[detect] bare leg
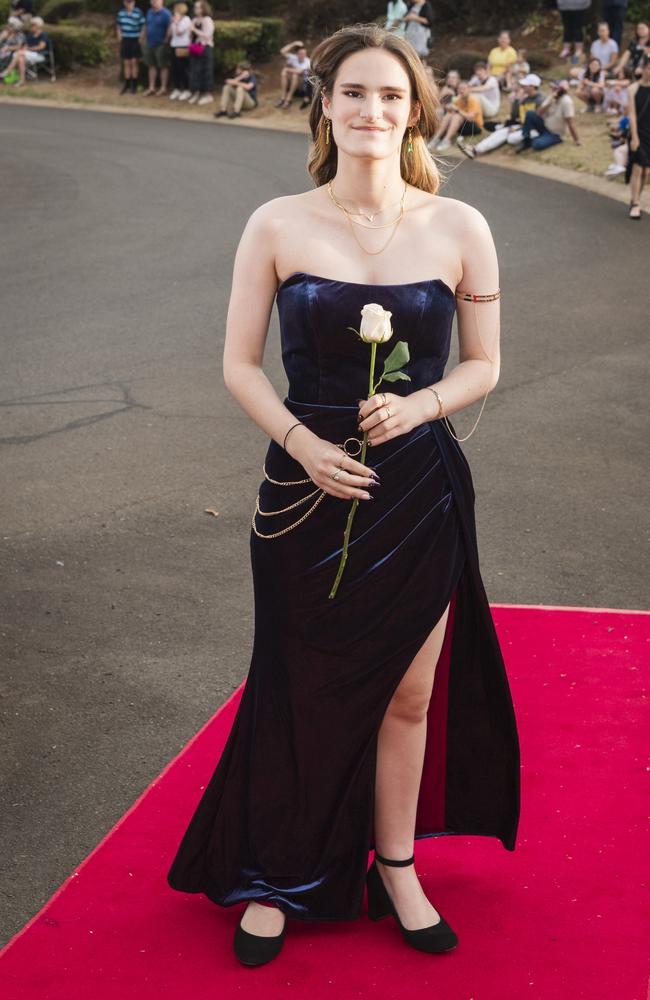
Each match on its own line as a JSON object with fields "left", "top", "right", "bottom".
{"left": 445, "top": 113, "right": 465, "bottom": 143}
{"left": 373, "top": 602, "right": 451, "bottom": 930}
{"left": 630, "top": 164, "right": 643, "bottom": 216}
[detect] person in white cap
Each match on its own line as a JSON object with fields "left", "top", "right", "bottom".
{"left": 457, "top": 73, "right": 544, "bottom": 158}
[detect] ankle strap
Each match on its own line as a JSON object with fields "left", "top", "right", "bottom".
{"left": 374, "top": 851, "right": 414, "bottom": 867}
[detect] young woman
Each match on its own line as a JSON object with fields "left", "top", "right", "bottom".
{"left": 576, "top": 56, "right": 606, "bottom": 111}
{"left": 167, "top": 22, "right": 520, "bottom": 967}
{"left": 627, "top": 52, "right": 650, "bottom": 219}
{"left": 187, "top": 0, "right": 214, "bottom": 105}
{"left": 168, "top": 1, "right": 191, "bottom": 101}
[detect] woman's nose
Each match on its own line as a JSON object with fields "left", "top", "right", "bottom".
{"left": 362, "top": 98, "right": 384, "bottom": 120}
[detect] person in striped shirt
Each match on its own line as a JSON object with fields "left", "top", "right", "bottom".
{"left": 116, "top": 0, "right": 145, "bottom": 95}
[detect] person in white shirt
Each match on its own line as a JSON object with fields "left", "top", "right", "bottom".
{"left": 385, "top": 0, "right": 408, "bottom": 36}
{"left": 277, "top": 39, "right": 311, "bottom": 109}
{"left": 589, "top": 21, "right": 619, "bottom": 72}
{"left": 168, "top": 1, "right": 192, "bottom": 100}
{"left": 468, "top": 61, "right": 501, "bottom": 117}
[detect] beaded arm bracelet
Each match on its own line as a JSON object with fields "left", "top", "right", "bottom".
{"left": 426, "top": 288, "right": 501, "bottom": 443}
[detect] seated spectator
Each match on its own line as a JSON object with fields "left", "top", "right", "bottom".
{"left": 384, "top": 0, "right": 408, "bottom": 37}
{"left": 0, "top": 14, "right": 48, "bottom": 86}
{"left": 517, "top": 79, "right": 581, "bottom": 152}
{"left": 511, "top": 48, "right": 530, "bottom": 87}
{"left": 214, "top": 60, "right": 258, "bottom": 119}
{"left": 457, "top": 73, "right": 544, "bottom": 158}
{"left": 187, "top": 0, "right": 214, "bottom": 105}
{"left": 487, "top": 30, "right": 518, "bottom": 91}
{"left": 590, "top": 21, "right": 619, "bottom": 72}
{"left": 142, "top": 0, "right": 171, "bottom": 97}
{"left": 116, "top": 0, "right": 145, "bottom": 96}
{"left": 438, "top": 68, "right": 460, "bottom": 106}
{"left": 603, "top": 75, "right": 629, "bottom": 114}
{"left": 575, "top": 57, "right": 606, "bottom": 111}
{"left": 277, "top": 39, "right": 310, "bottom": 110}
{"left": 468, "top": 61, "right": 501, "bottom": 119}
{"left": 614, "top": 21, "right": 650, "bottom": 80}
{"left": 603, "top": 115, "right": 629, "bottom": 177}
{"left": 429, "top": 80, "right": 483, "bottom": 152}
{"left": 0, "top": 17, "right": 25, "bottom": 75}
{"left": 168, "top": 1, "right": 191, "bottom": 100}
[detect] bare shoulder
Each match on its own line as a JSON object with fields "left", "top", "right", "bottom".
{"left": 244, "top": 190, "right": 318, "bottom": 232}
{"left": 429, "top": 194, "right": 493, "bottom": 237}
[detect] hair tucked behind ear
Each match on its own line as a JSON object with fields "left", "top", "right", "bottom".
{"left": 305, "top": 22, "right": 442, "bottom": 195}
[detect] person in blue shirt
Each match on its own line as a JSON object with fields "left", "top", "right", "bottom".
{"left": 116, "top": 0, "right": 146, "bottom": 95}
{"left": 214, "top": 59, "right": 258, "bottom": 119}
{"left": 142, "top": 0, "right": 172, "bottom": 96}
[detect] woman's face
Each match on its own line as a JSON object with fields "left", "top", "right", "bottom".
{"left": 322, "top": 48, "right": 420, "bottom": 161}
{"left": 637, "top": 22, "right": 649, "bottom": 41}
{"left": 589, "top": 58, "right": 601, "bottom": 73}
{"left": 447, "top": 70, "right": 459, "bottom": 87}
{"left": 457, "top": 81, "right": 469, "bottom": 98}
{"left": 193, "top": 2, "right": 202, "bottom": 16}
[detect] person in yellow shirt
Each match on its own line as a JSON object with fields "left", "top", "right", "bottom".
{"left": 429, "top": 80, "right": 483, "bottom": 151}
{"left": 488, "top": 30, "right": 518, "bottom": 91}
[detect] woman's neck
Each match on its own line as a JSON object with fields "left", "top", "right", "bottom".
{"left": 330, "top": 155, "right": 406, "bottom": 215}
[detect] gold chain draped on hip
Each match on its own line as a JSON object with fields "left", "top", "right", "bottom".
{"left": 251, "top": 435, "right": 363, "bottom": 539}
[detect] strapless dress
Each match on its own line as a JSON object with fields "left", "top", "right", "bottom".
{"left": 167, "top": 272, "right": 521, "bottom": 921}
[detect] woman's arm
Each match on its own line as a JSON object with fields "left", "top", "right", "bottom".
{"left": 223, "top": 203, "right": 376, "bottom": 501}
{"left": 360, "top": 203, "right": 500, "bottom": 447}
{"left": 628, "top": 81, "right": 640, "bottom": 148}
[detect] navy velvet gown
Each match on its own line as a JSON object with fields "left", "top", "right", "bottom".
{"left": 167, "top": 272, "right": 521, "bottom": 921}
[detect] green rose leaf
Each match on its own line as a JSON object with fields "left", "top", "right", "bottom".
{"left": 382, "top": 371, "right": 412, "bottom": 382}
{"left": 382, "top": 340, "right": 410, "bottom": 374}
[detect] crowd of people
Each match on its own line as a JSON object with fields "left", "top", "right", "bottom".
{"left": 1, "top": 0, "right": 648, "bottom": 215}
{"left": 0, "top": 1, "right": 50, "bottom": 89}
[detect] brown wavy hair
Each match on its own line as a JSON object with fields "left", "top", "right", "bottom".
{"left": 306, "top": 23, "right": 442, "bottom": 194}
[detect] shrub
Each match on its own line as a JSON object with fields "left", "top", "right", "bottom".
{"left": 211, "top": 16, "right": 283, "bottom": 76}
{"left": 39, "top": 0, "right": 84, "bottom": 22}
{"left": 47, "top": 23, "right": 109, "bottom": 68}
{"left": 627, "top": 0, "right": 650, "bottom": 21}
{"left": 439, "top": 50, "right": 485, "bottom": 78}
{"left": 527, "top": 49, "right": 553, "bottom": 70}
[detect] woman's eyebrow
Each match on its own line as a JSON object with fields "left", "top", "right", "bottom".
{"left": 338, "top": 82, "right": 408, "bottom": 93}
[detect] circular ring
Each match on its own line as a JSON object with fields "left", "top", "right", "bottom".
{"left": 380, "top": 392, "right": 387, "bottom": 406}
{"left": 331, "top": 467, "right": 342, "bottom": 481}
{"left": 385, "top": 406, "right": 391, "bottom": 419}
{"left": 342, "top": 436, "right": 363, "bottom": 457}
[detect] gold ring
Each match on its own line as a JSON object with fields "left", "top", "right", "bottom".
{"left": 380, "top": 392, "right": 387, "bottom": 406}
{"left": 385, "top": 406, "right": 391, "bottom": 419}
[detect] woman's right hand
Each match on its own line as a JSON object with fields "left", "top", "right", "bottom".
{"left": 286, "top": 427, "right": 378, "bottom": 501}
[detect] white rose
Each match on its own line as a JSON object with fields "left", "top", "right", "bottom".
{"left": 359, "top": 303, "right": 393, "bottom": 344}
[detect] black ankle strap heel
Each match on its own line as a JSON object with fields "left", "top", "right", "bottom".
{"left": 366, "top": 851, "right": 458, "bottom": 954}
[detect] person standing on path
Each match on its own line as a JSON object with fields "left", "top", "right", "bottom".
{"left": 557, "top": 0, "right": 592, "bottom": 63}
{"left": 142, "top": 0, "right": 171, "bottom": 96}
{"left": 627, "top": 52, "right": 650, "bottom": 218}
{"left": 116, "top": 0, "right": 145, "bottom": 95}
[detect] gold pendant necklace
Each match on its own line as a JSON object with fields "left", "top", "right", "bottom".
{"left": 327, "top": 181, "right": 408, "bottom": 255}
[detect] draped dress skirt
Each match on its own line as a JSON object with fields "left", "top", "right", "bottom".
{"left": 167, "top": 272, "right": 521, "bottom": 921}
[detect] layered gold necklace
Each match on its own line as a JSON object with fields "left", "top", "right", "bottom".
{"left": 327, "top": 180, "right": 408, "bottom": 256}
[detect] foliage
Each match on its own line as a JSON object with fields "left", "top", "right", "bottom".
{"left": 211, "top": 16, "right": 283, "bottom": 75}
{"left": 39, "top": 0, "right": 84, "bottom": 22}
{"left": 47, "top": 22, "right": 109, "bottom": 68}
{"left": 439, "top": 50, "right": 485, "bottom": 77}
{"left": 627, "top": 1, "right": 650, "bottom": 22}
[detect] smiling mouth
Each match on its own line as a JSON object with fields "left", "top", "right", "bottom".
{"left": 354, "top": 126, "right": 389, "bottom": 132}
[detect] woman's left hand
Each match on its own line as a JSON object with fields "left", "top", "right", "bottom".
{"left": 357, "top": 391, "right": 430, "bottom": 447}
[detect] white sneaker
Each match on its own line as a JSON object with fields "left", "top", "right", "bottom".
{"left": 197, "top": 95, "right": 213, "bottom": 106}
{"left": 188, "top": 92, "right": 199, "bottom": 104}
{"left": 169, "top": 89, "right": 181, "bottom": 100}
{"left": 178, "top": 90, "right": 192, "bottom": 101}
{"left": 604, "top": 164, "right": 626, "bottom": 178}
{"left": 437, "top": 139, "right": 451, "bottom": 152}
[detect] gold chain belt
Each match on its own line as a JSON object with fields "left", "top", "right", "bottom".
{"left": 252, "top": 435, "right": 363, "bottom": 539}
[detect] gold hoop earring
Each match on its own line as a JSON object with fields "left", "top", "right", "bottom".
{"left": 406, "top": 126, "right": 414, "bottom": 155}
{"left": 325, "top": 119, "right": 331, "bottom": 145}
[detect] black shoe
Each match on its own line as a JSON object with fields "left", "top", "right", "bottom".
{"left": 120, "top": 80, "right": 130, "bottom": 94}
{"left": 214, "top": 109, "right": 227, "bottom": 117}
{"left": 366, "top": 852, "right": 458, "bottom": 954}
{"left": 130, "top": 79, "right": 137, "bottom": 94}
{"left": 227, "top": 110, "right": 241, "bottom": 118}
{"left": 233, "top": 905, "right": 287, "bottom": 966}
{"left": 299, "top": 97, "right": 310, "bottom": 109}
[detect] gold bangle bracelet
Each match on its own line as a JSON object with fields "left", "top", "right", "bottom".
{"left": 425, "top": 385, "right": 445, "bottom": 419}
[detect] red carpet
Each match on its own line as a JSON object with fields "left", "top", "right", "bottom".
{"left": 1, "top": 605, "right": 648, "bottom": 1000}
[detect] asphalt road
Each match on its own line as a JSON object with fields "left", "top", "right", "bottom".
{"left": 0, "top": 104, "right": 646, "bottom": 945}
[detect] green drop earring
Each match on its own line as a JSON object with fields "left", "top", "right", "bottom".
{"left": 406, "top": 126, "right": 414, "bottom": 154}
